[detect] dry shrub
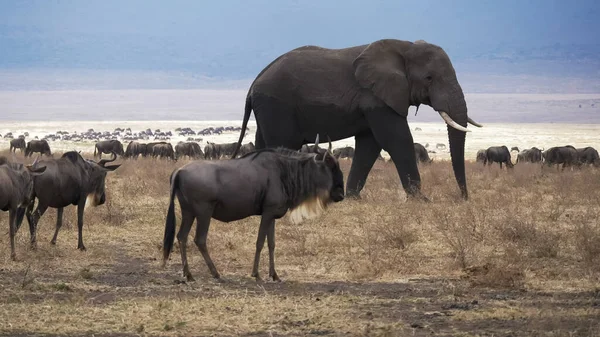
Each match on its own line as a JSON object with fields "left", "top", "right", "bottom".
{"left": 574, "top": 222, "right": 600, "bottom": 272}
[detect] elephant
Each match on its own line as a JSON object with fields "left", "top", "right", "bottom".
{"left": 231, "top": 39, "right": 481, "bottom": 200}
{"left": 25, "top": 140, "right": 52, "bottom": 157}
{"left": 414, "top": 143, "right": 433, "bottom": 164}
{"left": 10, "top": 138, "right": 26, "bottom": 153}
{"left": 484, "top": 146, "right": 514, "bottom": 169}
{"left": 516, "top": 147, "right": 542, "bottom": 164}
{"left": 543, "top": 146, "right": 578, "bottom": 170}
{"left": 576, "top": 147, "right": 599, "bottom": 167}
{"left": 476, "top": 149, "right": 487, "bottom": 163}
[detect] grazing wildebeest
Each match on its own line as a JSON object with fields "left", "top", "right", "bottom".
{"left": 510, "top": 147, "right": 520, "bottom": 152}
{"left": 152, "top": 143, "right": 175, "bottom": 160}
{"left": 0, "top": 157, "right": 46, "bottom": 260}
{"left": 543, "top": 146, "right": 578, "bottom": 170}
{"left": 476, "top": 149, "right": 487, "bottom": 163}
{"left": 237, "top": 142, "right": 256, "bottom": 158}
{"left": 163, "top": 136, "right": 345, "bottom": 282}
{"left": 516, "top": 147, "right": 543, "bottom": 164}
{"left": 333, "top": 146, "right": 355, "bottom": 159}
{"left": 213, "top": 142, "right": 238, "bottom": 159}
{"left": 175, "top": 142, "right": 204, "bottom": 160}
{"left": 124, "top": 141, "right": 147, "bottom": 159}
{"left": 576, "top": 147, "right": 599, "bottom": 167}
{"left": 94, "top": 140, "right": 125, "bottom": 158}
{"left": 484, "top": 146, "right": 514, "bottom": 168}
{"left": 10, "top": 138, "right": 26, "bottom": 153}
{"left": 25, "top": 140, "right": 52, "bottom": 157}
{"left": 414, "top": 143, "right": 433, "bottom": 164}
{"left": 25, "top": 152, "right": 120, "bottom": 250}
{"left": 203, "top": 143, "right": 216, "bottom": 160}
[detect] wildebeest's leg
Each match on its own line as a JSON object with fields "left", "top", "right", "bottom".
{"left": 346, "top": 132, "right": 382, "bottom": 198}
{"left": 499, "top": 162, "right": 503, "bottom": 169}
{"left": 50, "top": 207, "right": 64, "bottom": 245}
{"left": 76, "top": 201, "right": 86, "bottom": 250}
{"left": 193, "top": 212, "right": 220, "bottom": 279}
{"left": 266, "top": 219, "right": 280, "bottom": 281}
{"left": 28, "top": 203, "right": 48, "bottom": 249}
{"left": 252, "top": 216, "right": 273, "bottom": 281}
{"left": 9, "top": 209, "right": 17, "bottom": 260}
{"left": 177, "top": 209, "right": 196, "bottom": 281}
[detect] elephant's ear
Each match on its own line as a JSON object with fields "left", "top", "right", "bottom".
{"left": 353, "top": 40, "right": 410, "bottom": 117}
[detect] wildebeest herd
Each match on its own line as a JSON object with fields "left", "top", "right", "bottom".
{"left": 477, "top": 145, "right": 599, "bottom": 169}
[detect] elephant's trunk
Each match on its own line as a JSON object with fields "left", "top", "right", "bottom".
{"left": 446, "top": 94, "right": 469, "bottom": 200}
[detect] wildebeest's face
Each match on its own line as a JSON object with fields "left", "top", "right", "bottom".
{"left": 84, "top": 160, "right": 120, "bottom": 207}
{"left": 316, "top": 151, "right": 345, "bottom": 203}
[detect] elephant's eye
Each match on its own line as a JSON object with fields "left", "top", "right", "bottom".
{"left": 425, "top": 75, "right": 433, "bottom": 82}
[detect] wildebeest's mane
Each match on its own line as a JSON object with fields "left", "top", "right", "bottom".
{"left": 241, "top": 147, "right": 320, "bottom": 161}
{"left": 62, "top": 151, "right": 82, "bottom": 163}
{"left": 275, "top": 153, "right": 327, "bottom": 209}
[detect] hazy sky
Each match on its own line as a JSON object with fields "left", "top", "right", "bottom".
{"left": 1, "top": 0, "right": 599, "bottom": 76}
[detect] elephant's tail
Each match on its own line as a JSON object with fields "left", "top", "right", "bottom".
{"left": 231, "top": 95, "right": 252, "bottom": 159}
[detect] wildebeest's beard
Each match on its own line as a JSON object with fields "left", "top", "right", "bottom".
{"left": 85, "top": 168, "right": 108, "bottom": 209}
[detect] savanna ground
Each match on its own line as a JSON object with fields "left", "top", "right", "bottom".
{"left": 1, "top": 151, "right": 600, "bottom": 336}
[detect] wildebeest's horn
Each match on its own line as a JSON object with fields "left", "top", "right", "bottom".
{"left": 314, "top": 134, "right": 320, "bottom": 152}
{"left": 32, "top": 155, "right": 40, "bottom": 167}
{"left": 326, "top": 136, "right": 332, "bottom": 153}
{"left": 98, "top": 151, "right": 117, "bottom": 167}
{"left": 467, "top": 117, "right": 483, "bottom": 128}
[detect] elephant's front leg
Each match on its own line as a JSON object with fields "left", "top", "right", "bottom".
{"left": 366, "top": 110, "right": 427, "bottom": 201}
{"left": 346, "top": 132, "right": 382, "bottom": 198}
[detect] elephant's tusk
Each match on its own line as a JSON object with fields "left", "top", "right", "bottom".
{"left": 467, "top": 117, "right": 483, "bottom": 128}
{"left": 439, "top": 111, "right": 471, "bottom": 132}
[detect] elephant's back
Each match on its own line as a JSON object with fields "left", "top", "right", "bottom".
{"left": 250, "top": 44, "right": 368, "bottom": 102}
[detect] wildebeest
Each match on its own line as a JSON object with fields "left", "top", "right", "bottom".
{"left": 175, "top": 142, "right": 204, "bottom": 160}
{"left": 236, "top": 142, "right": 257, "bottom": 158}
{"left": 414, "top": 143, "right": 433, "bottom": 164}
{"left": 516, "top": 147, "right": 543, "bottom": 164}
{"left": 576, "top": 147, "right": 599, "bottom": 166}
{"left": 163, "top": 136, "right": 345, "bottom": 282}
{"left": 0, "top": 157, "right": 46, "bottom": 260}
{"left": 484, "top": 146, "right": 514, "bottom": 168}
{"left": 543, "top": 146, "right": 578, "bottom": 170}
{"left": 124, "top": 141, "right": 148, "bottom": 159}
{"left": 476, "top": 149, "right": 487, "bottom": 163}
{"left": 10, "top": 138, "right": 26, "bottom": 153}
{"left": 213, "top": 142, "right": 239, "bottom": 159}
{"left": 25, "top": 140, "right": 52, "bottom": 157}
{"left": 333, "top": 146, "right": 355, "bottom": 159}
{"left": 94, "top": 140, "right": 125, "bottom": 158}
{"left": 151, "top": 142, "right": 175, "bottom": 160}
{"left": 25, "top": 152, "right": 121, "bottom": 250}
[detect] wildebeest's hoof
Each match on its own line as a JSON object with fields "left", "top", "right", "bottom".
{"left": 77, "top": 244, "right": 86, "bottom": 251}
{"left": 213, "top": 272, "right": 221, "bottom": 279}
{"left": 29, "top": 242, "right": 37, "bottom": 250}
{"left": 10, "top": 254, "right": 16, "bottom": 261}
{"left": 50, "top": 240, "right": 57, "bottom": 245}
{"left": 271, "top": 273, "right": 281, "bottom": 282}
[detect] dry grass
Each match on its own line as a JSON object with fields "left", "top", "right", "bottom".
{"left": 0, "top": 150, "right": 600, "bottom": 336}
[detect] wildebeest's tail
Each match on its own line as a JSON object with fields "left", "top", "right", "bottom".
{"left": 93, "top": 145, "right": 98, "bottom": 158}
{"left": 231, "top": 95, "right": 252, "bottom": 159}
{"left": 162, "top": 169, "right": 180, "bottom": 266}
